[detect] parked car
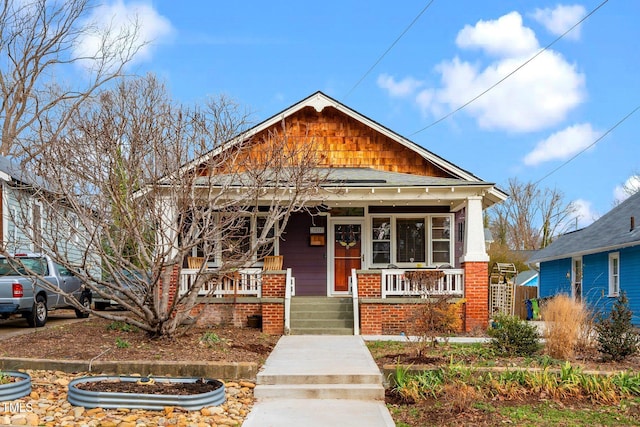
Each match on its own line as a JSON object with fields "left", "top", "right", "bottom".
{"left": 93, "top": 269, "right": 148, "bottom": 311}
{"left": 0, "top": 253, "right": 91, "bottom": 327}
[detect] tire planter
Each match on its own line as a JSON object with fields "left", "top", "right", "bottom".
{"left": 0, "top": 371, "right": 32, "bottom": 401}
{"left": 67, "top": 376, "right": 226, "bottom": 411}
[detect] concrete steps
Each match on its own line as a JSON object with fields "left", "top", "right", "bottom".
{"left": 289, "top": 297, "right": 354, "bottom": 335}
{"left": 254, "top": 383, "right": 384, "bottom": 400}
{"left": 254, "top": 336, "right": 385, "bottom": 401}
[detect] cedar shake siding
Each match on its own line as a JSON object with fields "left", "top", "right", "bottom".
{"left": 202, "top": 106, "right": 453, "bottom": 178}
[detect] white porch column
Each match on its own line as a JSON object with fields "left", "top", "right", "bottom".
{"left": 460, "top": 196, "right": 489, "bottom": 263}
{"left": 157, "top": 195, "right": 179, "bottom": 259}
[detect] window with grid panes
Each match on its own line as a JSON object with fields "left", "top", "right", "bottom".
{"left": 371, "top": 217, "right": 391, "bottom": 264}
{"left": 431, "top": 216, "right": 451, "bottom": 264}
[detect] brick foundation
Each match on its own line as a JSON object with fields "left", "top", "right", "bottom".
{"left": 360, "top": 300, "right": 465, "bottom": 335}
{"left": 190, "top": 301, "right": 262, "bottom": 327}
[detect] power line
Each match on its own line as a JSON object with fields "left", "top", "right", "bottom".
{"left": 409, "top": 0, "right": 609, "bottom": 136}
{"left": 534, "top": 103, "right": 640, "bottom": 186}
{"left": 343, "top": 0, "right": 436, "bottom": 100}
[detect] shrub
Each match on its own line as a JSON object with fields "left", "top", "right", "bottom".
{"left": 541, "top": 294, "right": 589, "bottom": 359}
{"left": 107, "top": 321, "right": 139, "bottom": 333}
{"left": 409, "top": 295, "right": 464, "bottom": 356}
{"left": 115, "top": 337, "right": 130, "bottom": 349}
{"left": 487, "top": 313, "right": 540, "bottom": 356}
{"left": 200, "top": 331, "right": 222, "bottom": 347}
{"left": 595, "top": 293, "right": 640, "bottom": 362}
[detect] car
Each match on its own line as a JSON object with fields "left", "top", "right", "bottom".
{"left": 93, "top": 269, "right": 148, "bottom": 311}
{"left": 0, "top": 253, "right": 91, "bottom": 326}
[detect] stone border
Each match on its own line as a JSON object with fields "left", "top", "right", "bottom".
{"left": 0, "top": 358, "right": 257, "bottom": 381}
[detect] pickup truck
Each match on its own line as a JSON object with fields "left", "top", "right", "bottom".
{"left": 0, "top": 254, "right": 92, "bottom": 327}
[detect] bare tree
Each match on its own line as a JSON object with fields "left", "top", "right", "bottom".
{"left": 488, "top": 178, "right": 576, "bottom": 251}
{"left": 10, "top": 75, "right": 327, "bottom": 337}
{"left": 0, "top": 0, "right": 143, "bottom": 157}
{"left": 615, "top": 173, "right": 640, "bottom": 205}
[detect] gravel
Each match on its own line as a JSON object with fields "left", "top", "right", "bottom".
{"left": 0, "top": 370, "right": 254, "bottom": 426}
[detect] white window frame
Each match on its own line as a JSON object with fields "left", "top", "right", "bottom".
{"left": 201, "top": 213, "right": 280, "bottom": 268}
{"left": 369, "top": 213, "right": 454, "bottom": 268}
{"left": 608, "top": 252, "right": 620, "bottom": 297}
{"left": 31, "top": 201, "right": 43, "bottom": 252}
{"left": 6, "top": 207, "right": 18, "bottom": 252}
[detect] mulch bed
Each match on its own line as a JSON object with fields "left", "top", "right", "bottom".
{"left": 75, "top": 378, "right": 222, "bottom": 395}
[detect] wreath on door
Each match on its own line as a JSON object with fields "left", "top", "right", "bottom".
{"left": 337, "top": 225, "right": 359, "bottom": 249}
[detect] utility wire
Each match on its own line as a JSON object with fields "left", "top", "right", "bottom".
{"left": 533, "top": 103, "right": 640, "bottom": 185}
{"left": 344, "top": 0, "right": 436, "bottom": 100}
{"left": 410, "top": 0, "right": 609, "bottom": 136}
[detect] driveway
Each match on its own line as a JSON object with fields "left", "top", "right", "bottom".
{"left": 0, "top": 309, "right": 89, "bottom": 340}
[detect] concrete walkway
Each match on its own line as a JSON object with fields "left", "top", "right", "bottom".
{"left": 242, "top": 335, "right": 394, "bottom": 427}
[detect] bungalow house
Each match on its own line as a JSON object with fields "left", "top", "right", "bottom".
{"left": 172, "top": 91, "right": 507, "bottom": 335}
{"left": 529, "top": 190, "right": 640, "bottom": 324}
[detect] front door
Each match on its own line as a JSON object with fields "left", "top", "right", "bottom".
{"left": 332, "top": 222, "right": 362, "bottom": 294}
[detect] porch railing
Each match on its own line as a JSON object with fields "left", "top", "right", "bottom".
{"left": 351, "top": 268, "right": 360, "bottom": 335}
{"left": 179, "top": 268, "right": 262, "bottom": 298}
{"left": 284, "top": 268, "right": 294, "bottom": 334}
{"left": 381, "top": 269, "right": 464, "bottom": 298}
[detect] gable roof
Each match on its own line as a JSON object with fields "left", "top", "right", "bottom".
{"left": 530, "top": 191, "right": 640, "bottom": 263}
{"left": 182, "top": 91, "right": 507, "bottom": 205}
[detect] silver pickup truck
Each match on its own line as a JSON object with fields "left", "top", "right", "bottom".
{"left": 0, "top": 254, "right": 92, "bottom": 327}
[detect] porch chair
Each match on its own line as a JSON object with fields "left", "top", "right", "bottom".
{"left": 262, "top": 255, "right": 283, "bottom": 271}
{"left": 187, "top": 256, "right": 205, "bottom": 269}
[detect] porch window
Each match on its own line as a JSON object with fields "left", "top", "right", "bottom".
{"left": 608, "top": 252, "right": 619, "bottom": 297}
{"left": 183, "top": 213, "right": 277, "bottom": 267}
{"left": 371, "top": 217, "right": 391, "bottom": 264}
{"left": 256, "top": 216, "right": 276, "bottom": 259}
{"left": 396, "top": 218, "right": 425, "bottom": 263}
{"left": 431, "top": 216, "right": 451, "bottom": 263}
{"left": 222, "top": 216, "right": 251, "bottom": 259}
{"left": 370, "top": 214, "right": 454, "bottom": 267}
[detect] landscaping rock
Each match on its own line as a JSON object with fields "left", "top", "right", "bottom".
{"left": 0, "top": 370, "right": 254, "bottom": 426}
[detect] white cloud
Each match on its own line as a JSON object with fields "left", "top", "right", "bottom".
{"left": 413, "top": 11, "right": 586, "bottom": 133}
{"left": 75, "top": 0, "right": 174, "bottom": 71}
{"left": 614, "top": 175, "right": 640, "bottom": 203}
{"left": 572, "top": 198, "right": 599, "bottom": 228}
{"left": 532, "top": 4, "right": 586, "bottom": 40}
{"left": 376, "top": 74, "right": 424, "bottom": 98}
{"left": 456, "top": 12, "right": 538, "bottom": 57}
{"left": 523, "top": 123, "right": 601, "bottom": 166}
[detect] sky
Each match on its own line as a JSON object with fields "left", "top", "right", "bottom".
{"left": 77, "top": 0, "right": 639, "bottom": 229}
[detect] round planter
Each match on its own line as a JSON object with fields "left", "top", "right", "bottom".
{"left": 0, "top": 371, "right": 32, "bottom": 401}
{"left": 67, "top": 375, "right": 226, "bottom": 411}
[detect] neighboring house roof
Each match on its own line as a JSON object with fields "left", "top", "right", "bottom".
{"left": 514, "top": 270, "right": 538, "bottom": 287}
{"left": 529, "top": 191, "right": 640, "bottom": 263}
{"left": 484, "top": 228, "right": 494, "bottom": 244}
{"left": 0, "top": 155, "right": 48, "bottom": 189}
{"left": 179, "top": 91, "right": 508, "bottom": 205}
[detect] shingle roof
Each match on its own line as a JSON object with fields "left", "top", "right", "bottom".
{"left": 529, "top": 191, "right": 640, "bottom": 263}
{"left": 0, "top": 155, "right": 48, "bottom": 188}
{"left": 193, "top": 167, "right": 494, "bottom": 188}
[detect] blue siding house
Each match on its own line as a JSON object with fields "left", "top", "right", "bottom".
{"left": 530, "top": 191, "right": 640, "bottom": 324}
